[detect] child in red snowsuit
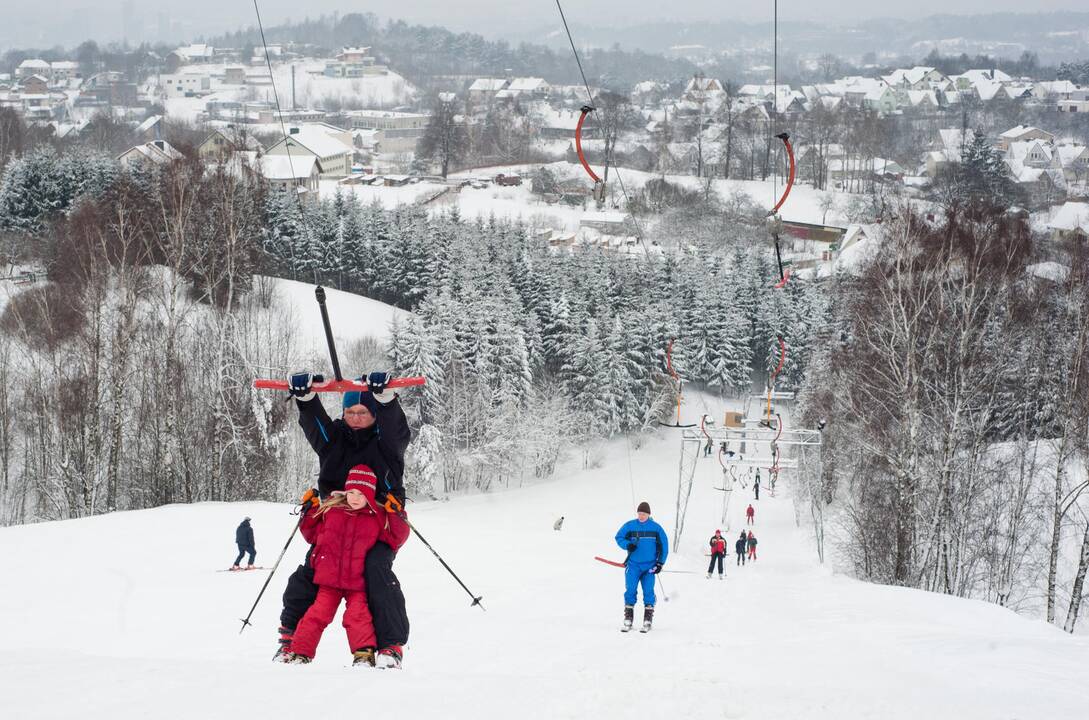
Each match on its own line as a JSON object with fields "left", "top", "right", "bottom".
{"left": 746, "top": 504, "right": 755, "bottom": 525}
{"left": 288, "top": 465, "right": 410, "bottom": 666}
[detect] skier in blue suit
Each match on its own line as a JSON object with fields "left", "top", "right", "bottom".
{"left": 614, "top": 501, "right": 668, "bottom": 632}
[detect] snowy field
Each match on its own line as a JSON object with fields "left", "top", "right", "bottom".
{"left": 162, "top": 60, "right": 415, "bottom": 125}
{"left": 269, "top": 276, "right": 408, "bottom": 354}
{"left": 2, "top": 396, "right": 1087, "bottom": 719}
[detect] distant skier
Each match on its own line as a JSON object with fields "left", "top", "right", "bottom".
{"left": 746, "top": 504, "right": 755, "bottom": 525}
{"left": 735, "top": 531, "right": 747, "bottom": 566}
{"left": 707, "top": 529, "right": 727, "bottom": 579}
{"left": 754, "top": 474, "right": 761, "bottom": 501}
{"left": 231, "top": 517, "right": 256, "bottom": 570}
{"left": 277, "top": 371, "right": 412, "bottom": 669}
{"left": 614, "top": 501, "right": 668, "bottom": 632}
{"left": 283, "top": 466, "right": 409, "bottom": 666}
{"left": 747, "top": 531, "right": 758, "bottom": 561}
{"left": 554, "top": 516, "right": 564, "bottom": 531}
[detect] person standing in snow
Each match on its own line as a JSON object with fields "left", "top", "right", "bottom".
{"left": 614, "top": 501, "right": 669, "bottom": 632}
{"left": 707, "top": 529, "right": 727, "bottom": 579}
{"left": 746, "top": 504, "right": 755, "bottom": 525}
{"left": 232, "top": 517, "right": 256, "bottom": 570}
{"left": 276, "top": 371, "right": 412, "bottom": 669}
{"left": 736, "top": 531, "right": 747, "bottom": 566}
{"left": 747, "top": 531, "right": 758, "bottom": 561}
{"left": 284, "top": 465, "right": 410, "bottom": 666}
{"left": 753, "top": 474, "right": 761, "bottom": 501}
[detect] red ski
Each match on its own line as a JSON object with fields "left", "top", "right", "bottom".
{"left": 594, "top": 556, "right": 626, "bottom": 568}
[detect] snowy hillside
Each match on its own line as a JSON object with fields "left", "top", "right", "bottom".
{"left": 3, "top": 399, "right": 1087, "bottom": 719}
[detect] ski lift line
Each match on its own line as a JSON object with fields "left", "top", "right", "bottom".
{"left": 552, "top": 0, "right": 654, "bottom": 262}
{"left": 769, "top": 134, "right": 796, "bottom": 216}
{"left": 765, "top": 335, "right": 786, "bottom": 424}
{"left": 252, "top": 0, "right": 300, "bottom": 198}
{"left": 574, "top": 107, "right": 601, "bottom": 183}
{"left": 553, "top": 0, "right": 596, "bottom": 107}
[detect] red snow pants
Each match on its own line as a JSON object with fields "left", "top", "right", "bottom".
{"left": 748, "top": 545, "right": 757, "bottom": 560}
{"left": 290, "top": 585, "right": 375, "bottom": 658}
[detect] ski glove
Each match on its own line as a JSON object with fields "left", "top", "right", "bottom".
{"left": 299, "top": 488, "right": 320, "bottom": 509}
{"left": 367, "top": 370, "right": 396, "bottom": 403}
{"left": 650, "top": 562, "right": 663, "bottom": 575}
{"left": 289, "top": 372, "right": 320, "bottom": 402}
{"left": 626, "top": 542, "right": 638, "bottom": 553}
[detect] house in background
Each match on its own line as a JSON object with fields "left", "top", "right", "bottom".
{"left": 258, "top": 155, "right": 323, "bottom": 197}
{"left": 265, "top": 124, "right": 354, "bottom": 178}
{"left": 997, "top": 125, "right": 1055, "bottom": 152}
{"left": 198, "top": 126, "right": 264, "bottom": 159}
{"left": 1047, "top": 201, "right": 1089, "bottom": 244}
{"left": 117, "top": 140, "right": 184, "bottom": 169}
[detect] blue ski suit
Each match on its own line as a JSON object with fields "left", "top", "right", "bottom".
{"left": 614, "top": 517, "right": 669, "bottom": 606}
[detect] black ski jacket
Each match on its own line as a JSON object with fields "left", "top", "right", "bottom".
{"left": 735, "top": 538, "right": 746, "bottom": 554}
{"left": 296, "top": 395, "right": 411, "bottom": 505}
{"left": 236, "top": 520, "right": 254, "bottom": 548}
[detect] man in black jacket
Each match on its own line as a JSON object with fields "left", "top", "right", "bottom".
{"left": 232, "top": 517, "right": 256, "bottom": 570}
{"left": 275, "top": 371, "right": 413, "bottom": 669}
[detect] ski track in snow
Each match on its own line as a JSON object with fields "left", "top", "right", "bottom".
{"left": 2, "top": 399, "right": 1088, "bottom": 719}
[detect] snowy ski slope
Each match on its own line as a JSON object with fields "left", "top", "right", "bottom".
{"left": 2, "top": 402, "right": 1088, "bottom": 719}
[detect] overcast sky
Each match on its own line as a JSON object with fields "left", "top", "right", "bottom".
{"left": 3, "top": 0, "right": 1088, "bottom": 49}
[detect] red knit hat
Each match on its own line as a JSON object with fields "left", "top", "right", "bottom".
{"left": 345, "top": 465, "right": 378, "bottom": 502}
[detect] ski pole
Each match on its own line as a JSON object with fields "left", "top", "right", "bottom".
{"left": 239, "top": 513, "right": 303, "bottom": 634}
{"left": 656, "top": 574, "right": 670, "bottom": 603}
{"left": 398, "top": 510, "right": 484, "bottom": 611}
{"left": 314, "top": 286, "right": 343, "bottom": 381}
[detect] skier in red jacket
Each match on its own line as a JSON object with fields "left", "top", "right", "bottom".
{"left": 285, "top": 465, "right": 410, "bottom": 667}
{"left": 707, "top": 529, "right": 727, "bottom": 579}
{"left": 746, "top": 504, "right": 755, "bottom": 525}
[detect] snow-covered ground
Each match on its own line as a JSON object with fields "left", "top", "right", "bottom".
{"left": 3, "top": 396, "right": 1087, "bottom": 719}
{"left": 162, "top": 60, "right": 415, "bottom": 125}
{"left": 268, "top": 276, "right": 409, "bottom": 356}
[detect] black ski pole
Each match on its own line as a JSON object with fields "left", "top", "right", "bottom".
{"left": 404, "top": 517, "right": 484, "bottom": 610}
{"left": 314, "top": 286, "right": 343, "bottom": 381}
{"left": 239, "top": 513, "right": 303, "bottom": 633}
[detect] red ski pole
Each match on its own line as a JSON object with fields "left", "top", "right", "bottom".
{"left": 253, "top": 376, "right": 427, "bottom": 393}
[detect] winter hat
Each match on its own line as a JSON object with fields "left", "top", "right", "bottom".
{"left": 637, "top": 501, "right": 651, "bottom": 514}
{"left": 715, "top": 529, "right": 722, "bottom": 535}
{"left": 342, "top": 388, "right": 379, "bottom": 416}
{"left": 345, "top": 465, "right": 378, "bottom": 502}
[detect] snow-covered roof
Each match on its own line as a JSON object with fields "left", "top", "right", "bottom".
{"left": 1000, "top": 125, "right": 1053, "bottom": 140}
{"left": 469, "top": 78, "right": 508, "bottom": 92}
{"left": 118, "top": 141, "right": 183, "bottom": 165}
{"left": 1055, "top": 144, "right": 1089, "bottom": 166}
{"left": 1006, "top": 140, "right": 1053, "bottom": 163}
{"left": 883, "top": 66, "right": 938, "bottom": 86}
{"left": 134, "top": 115, "right": 162, "bottom": 134}
{"left": 259, "top": 155, "right": 319, "bottom": 180}
{"left": 271, "top": 126, "right": 353, "bottom": 158}
{"left": 955, "top": 68, "right": 1012, "bottom": 85}
{"left": 1047, "top": 201, "right": 1089, "bottom": 233}
{"left": 938, "top": 129, "right": 965, "bottom": 158}
{"left": 17, "top": 59, "right": 50, "bottom": 70}
{"left": 507, "top": 77, "right": 548, "bottom": 92}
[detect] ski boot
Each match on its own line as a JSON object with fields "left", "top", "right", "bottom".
{"left": 229, "top": 565, "right": 241, "bottom": 571}
{"left": 245, "top": 564, "right": 256, "bottom": 571}
{"left": 640, "top": 606, "right": 654, "bottom": 633}
{"left": 719, "top": 574, "right": 724, "bottom": 580}
{"left": 706, "top": 572, "right": 711, "bottom": 579}
{"left": 621, "top": 605, "right": 634, "bottom": 633}
{"left": 352, "top": 648, "right": 376, "bottom": 667}
{"left": 272, "top": 626, "right": 294, "bottom": 662}
{"left": 285, "top": 653, "right": 312, "bottom": 664}
{"left": 375, "top": 645, "right": 403, "bottom": 669}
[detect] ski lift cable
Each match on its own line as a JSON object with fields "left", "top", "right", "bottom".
{"left": 554, "top": 0, "right": 653, "bottom": 260}
{"left": 252, "top": 0, "right": 301, "bottom": 205}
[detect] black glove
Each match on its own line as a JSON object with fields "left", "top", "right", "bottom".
{"left": 626, "top": 542, "right": 637, "bottom": 553}
{"left": 650, "top": 562, "right": 663, "bottom": 575}
{"left": 289, "top": 372, "right": 322, "bottom": 401}
{"left": 367, "top": 370, "right": 392, "bottom": 395}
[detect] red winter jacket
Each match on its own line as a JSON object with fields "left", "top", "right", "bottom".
{"left": 300, "top": 503, "right": 410, "bottom": 591}
{"left": 709, "top": 535, "right": 727, "bottom": 554}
